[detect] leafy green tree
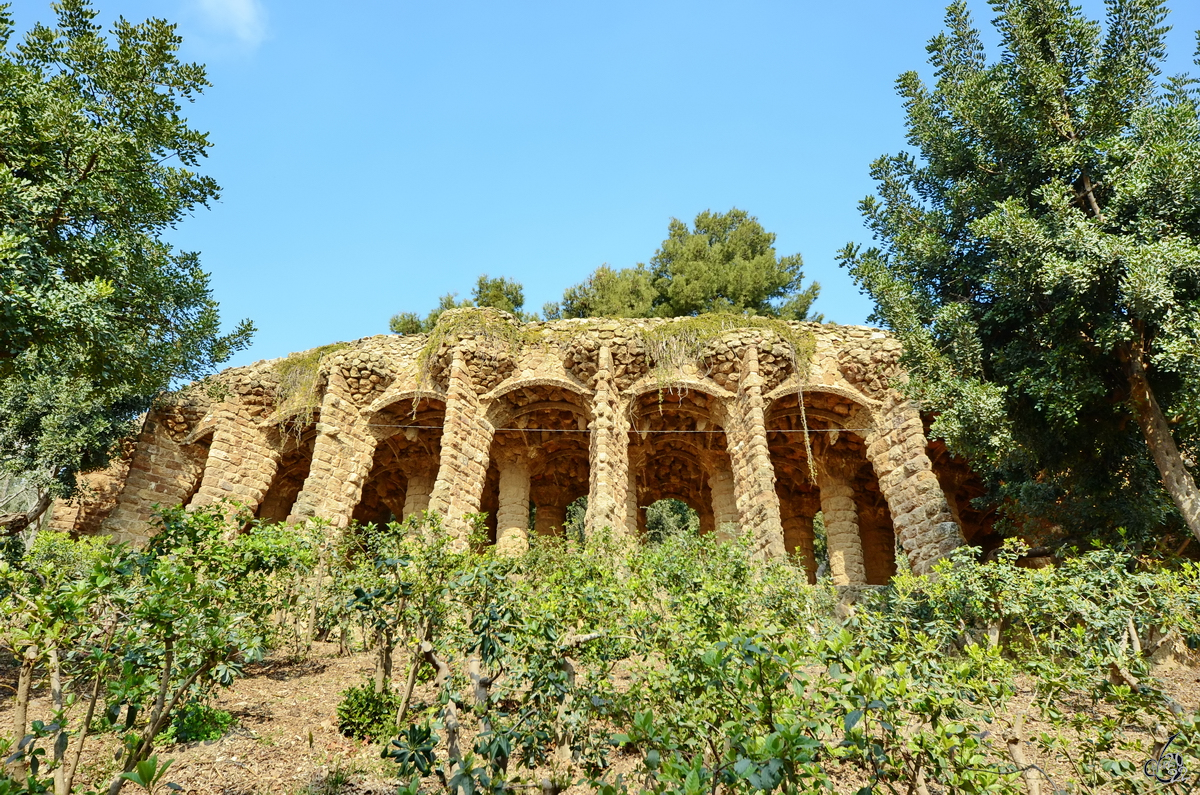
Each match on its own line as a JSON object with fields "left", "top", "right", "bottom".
{"left": 552, "top": 264, "right": 657, "bottom": 320}
{"left": 389, "top": 274, "right": 531, "bottom": 334}
{"left": 0, "top": 1, "right": 253, "bottom": 534}
{"left": 551, "top": 209, "right": 821, "bottom": 321}
{"left": 840, "top": 0, "right": 1200, "bottom": 541}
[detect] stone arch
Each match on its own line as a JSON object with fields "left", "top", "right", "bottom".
{"left": 179, "top": 427, "right": 215, "bottom": 509}
{"left": 622, "top": 376, "right": 734, "bottom": 405}
{"left": 352, "top": 396, "right": 447, "bottom": 525}
{"left": 482, "top": 381, "right": 592, "bottom": 552}
{"left": 255, "top": 427, "right": 317, "bottom": 523}
{"left": 626, "top": 386, "right": 736, "bottom": 542}
{"left": 482, "top": 374, "right": 592, "bottom": 407}
{"left": 765, "top": 387, "right": 895, "bottom": 585}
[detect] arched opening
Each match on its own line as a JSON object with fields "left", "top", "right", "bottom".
{"left": 180, "top": 429, "right": 215, "bottom": 509}
{"left": 628, "top": 388, "right": 733, "bottom": 542}
{"left": 644, "top": 498, "right": 700, "bottom": 544}
{"left": 354, "top": 397, "right": 446, "bottom": 526}
{"left": 256, "top": 428, "right": 317, "bottom": 523}
{"left": 486, "top": 383, "right": 591, "bottom": 546}
{"left": 767, "top": 390, "right": 895, "bottom": 585}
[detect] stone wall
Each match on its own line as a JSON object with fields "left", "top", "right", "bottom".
{"left": 57, "top": 310, "right": 992, "bottom": 577}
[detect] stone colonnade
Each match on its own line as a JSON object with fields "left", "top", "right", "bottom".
{"left": 90, "top": 316, "right": 969, "bottom": 579}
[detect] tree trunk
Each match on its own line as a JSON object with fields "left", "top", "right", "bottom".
{"left": 305, "top": 547, "right": 328, "bottom": 652}
{"left": 374, "top": 630, "right": 393, "bottom": 694}
{"left": 397, "top": 621, "right": 431, "bottom": 727}
{"left": 1119, "top": 341, "right": 1200, "bottom": 542}
{"left": 49, "top": 647, "right": 66, "bottom": 795}
{"left": 7, "top": 644, "right": 39, "bottom": 782}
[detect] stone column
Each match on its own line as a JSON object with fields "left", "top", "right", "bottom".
{"left": 723, "top": 344, "right": 786, "bottom": 560}
{"left": 103, "top": 415, "right": 210, "bottom": 545}
{"left": 816, "top": 452, "right": 867, "bottom": 586}
{"left": 585, "top": 345, "right": 632, "bottom": 538}
{"left": 189, "top": 421, "right": 281, "bottom": 517}
{"left": 708, "top": 457, "right": 738, "bottom": 541}
{"left": 426, "top": 349, "right": 495, "bottom": 547}
{"left": 401, "top": 471, "right": 434, "bottom": 520}
{"left": 534, "top": 502, "right": 566, "bottom": 536}
{"left": 286, "top": 373, "right": 379, "bottom": 529}
{"left": 495, "top": 451, "right": 531, "bottom": 555}
{"left": 863, "top": 393, "right": 964, "bottom": 575}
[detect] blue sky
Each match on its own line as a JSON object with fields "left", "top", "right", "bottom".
{"left": 10, "top": 0, "right": 1200, "bottom": 369}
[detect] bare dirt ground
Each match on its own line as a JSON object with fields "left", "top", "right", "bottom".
{"left": 2, "top": 643, "right": 1198, "bottom": 795}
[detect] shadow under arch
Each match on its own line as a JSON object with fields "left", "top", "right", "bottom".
{"left": 350, "top": 394, "right": 449, "bottom": 525}
{"left": 626, "top": 386, "right": 738, "bottom": 542}
{"left": 480, "top": 380, "right": 593, "bottom": 543}
{"left": 178, "top": 426, "right": 216, "bottom": 510}
{"left": 256, "top": 425, "right": 319, "bottom": 523}
{"left": 764, "top": 386, "right": 895, "bottom": 585}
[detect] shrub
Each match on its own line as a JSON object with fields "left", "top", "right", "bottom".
{"left": 160, "top": 701, "right": 236, "bottom": 744}
{"left": 337, "top": 681, "right": 401, "bottom": 742}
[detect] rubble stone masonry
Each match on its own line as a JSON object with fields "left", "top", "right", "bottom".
{"left": 54, "top": 311, "right": 996, "bottom": 578}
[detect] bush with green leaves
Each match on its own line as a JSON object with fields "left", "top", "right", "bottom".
{"left": 0, "top": 504, "right": 319, "bottom": 794}
{"left": 157, "top": 702, "right": 236, "bottom": 745}
{"left": 337, "top": 682, "right": 403, "bottom": 742}
{"left": 369, "top": 523, "right": 1200, "bottom": 795}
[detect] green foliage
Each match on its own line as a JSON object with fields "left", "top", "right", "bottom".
{"left": 337, "top": 681, "right": 402, "bottom": 742}
{"left": 644, "top": 499, "right": 698, "bottom": 544}
{"left": 0, "top": 504, "right": 321, "bottom": 794}
{"left": 858, "top": 543, "right": 1200, "bottom": 694}
{"left": 0, "top": 0, "right": 253, "bottom": 519}
{"left": 390, "top": 275, "right": 535, "bottom": 335}
{"left": 5, "top": 506, "right": 1200, "bottom": 794}
{"left": 353, "top": 518, "right": 1200, "bottom": 795}
{"left": 158, "top": 701, "right": 235, "bottom": 745}
{"left": 554, "top": 209, "right": 822, "bottom": 321}
{"left": 839, "top": 0, "right": 1200, "bottom": 540}
{"left": 555, "top": 264, "right": 657, "bottom": 320}
{"left": 563, "top": 496, "right": 588, "bottom": 543}
{"left": 119, "top": 756, "right": 175, "bottom": 795}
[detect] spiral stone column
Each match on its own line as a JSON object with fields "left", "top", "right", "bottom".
{"left": 862, "top": 393, "right": 964, "bottom": 575}
{"left": 585, "top": 344, "right": 632, "bottom": 538}
{"left": 723, "top": 344, "right": 786, "bottom": 559}
{"left": 708, "top": 457, "right": 738, "bottom": 541}
{"left": 103, "top": 417, "right": 211, "bottom": 545}
{"left": 286, "top": 372, "right": 379, "bottom": 528}
{"left": 495, "top": 450, "right": 531, "bottom": 555}
{"left": 816, "top": 450, "right": 867, "bottom": 586}
{"left": 426, "top": 350, "right": 495, "bottom": 547}
{"left": 189, "top": 421, "right": 280, "bottom": 517}
{"left": 401, "top": 469, "right": 434, "bottom": 520}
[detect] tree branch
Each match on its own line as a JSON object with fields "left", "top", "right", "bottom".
{"left": 0, "top": 489, "right": 52, "bottom": 537}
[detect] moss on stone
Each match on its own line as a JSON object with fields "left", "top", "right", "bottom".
{"left": 637, "top": 314, "right": 816, "bottom": 385}
{"left": 415, "top": 307, "right": 540, "bottom": 388}
{"left": 272, "top": 342, "right": 351, "bottom": 424}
